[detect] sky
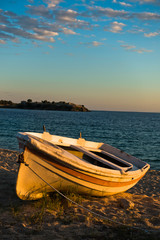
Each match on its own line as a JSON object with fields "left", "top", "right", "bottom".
{"left": 0, "top": 0, "right": 160, "bottom": 112}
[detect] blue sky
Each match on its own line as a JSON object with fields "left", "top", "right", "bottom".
{"left": 0, "top": 0, "right": 160, "bottom": 112}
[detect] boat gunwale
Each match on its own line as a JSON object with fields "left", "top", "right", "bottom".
{"left": 17, "top": 132, "right": 150, "bottom": 179}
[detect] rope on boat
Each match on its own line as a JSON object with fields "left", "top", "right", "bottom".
{"left": 26, "top": 163, "right": 156, "bottom": 233}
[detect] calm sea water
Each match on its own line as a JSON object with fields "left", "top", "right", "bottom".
{"left": 0, "top": 108, "right": 160, "bottom": 170}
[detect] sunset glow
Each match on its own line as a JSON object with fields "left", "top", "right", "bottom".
{"left": 0, "top": 0, "right": 159, "bottom": 112}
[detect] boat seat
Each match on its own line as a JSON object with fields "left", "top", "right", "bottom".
{"left": 98, "top": 150, "right": 133, "bottom": 169}
{"left": 71, "top": 145, "right": 132, "bottom": 171}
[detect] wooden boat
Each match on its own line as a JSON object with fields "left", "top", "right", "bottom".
{"left": 16, "top": 131, "right": 150, "bottom": 200}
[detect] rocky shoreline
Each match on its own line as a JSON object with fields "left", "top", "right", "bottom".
{"left": 0, "top": 100, "right": 90, "bottom": 112}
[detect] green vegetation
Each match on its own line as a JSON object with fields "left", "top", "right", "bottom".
{"left": 0, "top": 99, "right": 89, "bottom": 112}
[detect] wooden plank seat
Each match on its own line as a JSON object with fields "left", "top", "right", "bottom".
{"left": 71, "top": 145, "right": 133, "bottom": 171}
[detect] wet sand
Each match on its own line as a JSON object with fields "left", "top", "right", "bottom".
{"left": 0, "top": 149, "right": 159, "bottom": 240}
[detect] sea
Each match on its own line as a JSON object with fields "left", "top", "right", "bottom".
{"left": 0, "top": 108, "right": 160, "bottom": 170}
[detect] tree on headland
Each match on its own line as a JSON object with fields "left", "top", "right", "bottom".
{"left": 27, "top": 99, "right": 32, "bottom": 103}
{"left": 41, "top": 100, "right": 50, "bottom": 104}
{"left": 0, "top": 100, "right": 13, "bottom": 105}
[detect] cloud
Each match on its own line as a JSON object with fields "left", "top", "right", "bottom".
{"left": 88, "top": 6, "right": 160, "bottom": 20}
{"left": 12, "top": 38, "right": 20, "bottom": 43}
{"left": 33, "top": 35, "right": 55, "bottom": 42}
{"left": 54, "top": 9, "right": 91, "bottom": 28}
{"left": 26, "top": 5, "right": 53, "bottom": 19}
{"left": 127, "top": 26, "right": 145, "bottom": 34}
{"left": 89, "top": 6, "right": 131, "bottom": 19}
{"left": 2, "top": 10, "right": 17, "bottom": 18}
{"left": 120, "top": 43, "right": 153, "bottom": 53}
{"left": 139, "top": 0, "right": 157, "bottom": 2}
{"left": 104, "top": 21, "right": 126, "bottom": 33}
{"left": 52, "top": 8, "right": 92, "bottom": 30}
{"left": 48, "top": 44, "right": 54, "bottom": 48}
{"left": 0, "top": 39, "right": 6, "bottom": 44}
{"left": 134, "top": 12, "right": 160, "bottom": 20}
{"left": 129, "top": 0, "right": 160, "bottom": 5}
{"left": 65, "top": 21, "right": 92, "bottom": 31}
{"left": 27, "top": 5, "right": 89, "bottom": 29}
{"left": 26, "top": 6, "right": 91, "bottom": 30}
{"left": 0, "top": 30, "right": 15, "bottom": 40}
{"left": 119, "top": 2, "right": 132, "bottom": 6}
{"left": 132, "top": 48, "right": 153, "bottom": 53}
{"left": 80, "top": 40, "right": 103, "bottom": 47}
{"left": 92, "top": 41, "right": 103, "bottom": 46}
{"left": 33, "top": 28, "right": 59, "bottom": 36}
{"left": 1, "top": 1, "right": 160, "bottom": 48}
{"left": 0, "top": 11, "right": 12, "bottom": 24}
{"left": 121, "top": 44, "right": 136, "bottom": 49}
{"left": 61, "top": 27, "right": 77, "bottom": 35}
{"left": 113, "top": 0, "right": 132, "bottom": 7}
{"left": 43, "top": 0, "right": 64, "bottom": 8}
{"left": 32, "top": 41, "right": 41, "bottom": 48}
{"left": 54, "top": 9, "right": 79, "bottom": 22}
{"left": 15, "top": 16, "right": 40, "bottom": 30}
{"left": 0, "top": 8, "right": 80, "bottom": 45}
{"left": 0, "top": 24, "right": 56, "bottom": 42}
{"left": 144, "top": 31, "right": 160, "bottom": 37}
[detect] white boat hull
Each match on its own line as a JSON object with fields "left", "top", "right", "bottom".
{"left": 16, "top": 132, "right": 150, "bottom": 200}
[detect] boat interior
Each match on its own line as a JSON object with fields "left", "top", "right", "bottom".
{"left": 56, "top": 144, "right": 133, "bottom": 172}
{"left": 23, "top": 132, "right": 134, "bottom": 172}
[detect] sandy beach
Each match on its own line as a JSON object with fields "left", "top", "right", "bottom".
{"left": 0, "top": 149, "right": 159, "bottom": 240}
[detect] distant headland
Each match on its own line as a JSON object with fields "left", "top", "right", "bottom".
{"left": 0, "top": 99, "right": 90, "bottom": 112}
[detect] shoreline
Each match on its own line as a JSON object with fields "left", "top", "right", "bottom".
{"left": 0, "top": 100, "right": 90, "bottom": 112}
{"left": 0, "top": 149, "right": 159, "bottom": 239}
